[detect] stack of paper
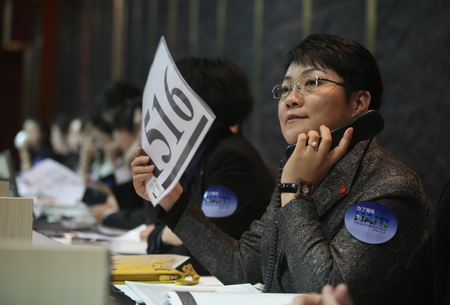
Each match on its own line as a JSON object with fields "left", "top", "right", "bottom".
{"left": 122, "top": 281, "right": 299, "bottom": 305}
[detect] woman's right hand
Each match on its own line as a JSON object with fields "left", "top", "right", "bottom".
{"left": 131, "top": 146, "right": 184, "bottom": 211}
{"left": 131, "top": 146, "right": 153, "bottom": 202}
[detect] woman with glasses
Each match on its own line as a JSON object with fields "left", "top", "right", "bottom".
{"left": 131, "top": 33, "right": 431, "bottom": 294}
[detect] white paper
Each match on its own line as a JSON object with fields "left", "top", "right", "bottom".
{"left": 125, "top": 281, "right": 261, "bottom": 305}
{"left": 141, "top": 37, "right": 215, "bottom": 205}
{"left": 111, "top": 253, "right": 189, "bottom": 269}
{"left": 114, "top": 284, "right": 144, "bottom": 304}
{"left": 20, "top": 158, "right": 85, "bottom": 206}
{"left": 167, "top": 291, "right": 299, "bottom": 305}
{"left": 108, "top": 239, "right": 148, "bottom": 255}
{"left": 108, "top": 224, "right": 152, "bottom": 255}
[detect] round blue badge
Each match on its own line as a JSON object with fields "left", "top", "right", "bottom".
{"left": 201, "top": 186, "right": 238, "bottom": 218}
{"left": 344, "top": 201, "right": 398, "bottom": 244}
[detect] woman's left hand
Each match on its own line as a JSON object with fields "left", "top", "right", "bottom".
{"left": 280, "top": 125, "right": 353, "bottom": 205}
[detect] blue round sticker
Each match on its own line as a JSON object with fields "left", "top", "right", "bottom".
{"left": 344, "top": 201, "right": 398, "bottom": 244}
{"left": 201, "top": 186, "right": 238, "bottom": 218}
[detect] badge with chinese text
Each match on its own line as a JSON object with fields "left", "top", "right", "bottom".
{"left": 201, "top": 186, "right": 238, "bottom": 218}
{"left": 345, "top": 202, "right": 398, "bottom": 244}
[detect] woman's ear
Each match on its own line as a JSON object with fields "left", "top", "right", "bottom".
{"left": 351, "top": 90, "right": 371, "bottom": 116}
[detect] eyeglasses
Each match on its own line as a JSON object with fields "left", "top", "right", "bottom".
{"left": 272, "top": 75, "right": 345, "bottom": 99}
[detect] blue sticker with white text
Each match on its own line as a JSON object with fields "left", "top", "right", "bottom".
{"left": 201, "top": 186, "right": 238, "bottom": 218}
{"left": 345, "top": 201, "right": 397, "bottom": 244}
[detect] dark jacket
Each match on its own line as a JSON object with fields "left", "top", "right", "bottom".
{"left": 147, "top": 127, "right": 275, "bottom": 275}
{"left": 102, "top": 179, "right": 147, "bottom": 230}
{"left": 159, "top": 138, "right": 432, "bottom": 293}
{"left": 352, "top": 179, "right": 450, "bottom": 305}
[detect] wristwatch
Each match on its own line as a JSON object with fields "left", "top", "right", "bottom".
{"left": 279, "top": 179, "right": 314, "bottom": 202}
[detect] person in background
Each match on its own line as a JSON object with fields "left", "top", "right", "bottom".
{"left": 112, "top": 97, "right": 142, "bottom": 174}
{"left": 82, "top": 80, "right": 142, "bottom": 182}
{"left": 131, "top": 34, "right": 431, "bottom": 291}
{"left": 93, "top": 80, "right": 142, "bottom": 126}
{"left": 15, "top": 117, "right": 57, "bottom": 171}
{"left": 293, "top": 179, "right": 450, "bottom": 305}
{"left": 50, "top": 114, "right": 81, "bottom": 171}
{"left": 138, "top": 57, "right": 276, "bottom": 275}
{"left": 76, "top": 115, "right": 98, "bottom": 178}
{"left": 66, "top": 117, "right": 83, "bottom": 169}
{"left": 76, "top": 80, "right": 143, "bottom": 230}
{"left": 89, "top": 98, "right": 148, "bottom": 230}
{"left": 88, "top": 113, "right": 121, "bottom": 181}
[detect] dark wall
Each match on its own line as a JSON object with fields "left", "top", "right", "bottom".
{"left": 0, "top": 0, "right": 35, "bottom": 169}
{"left": 1, "top": 0, "right": 449, "bottom": 207}
{"left": 374, "top": 1, "right": 450, "bottom": 210}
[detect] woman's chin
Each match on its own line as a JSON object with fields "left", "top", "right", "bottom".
{"left": 284, "top": 136, "right": 298, "bottom": 146}
{"left": 283, "top": 130, "right": 302, "bottom": 145}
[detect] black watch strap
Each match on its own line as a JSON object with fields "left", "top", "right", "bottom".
{"left": 279, "top": 183, "right": 298, "bottom": 193}
{"left": 279, "top": 180, "right": 314, "bottom": 202}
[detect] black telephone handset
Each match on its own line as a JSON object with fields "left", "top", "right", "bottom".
{"left": 285, "top": 110, "right": 384, "bottom": 159}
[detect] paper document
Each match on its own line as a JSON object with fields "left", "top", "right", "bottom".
{"left": 166, "top": 291, "right": 299, "bottom": 305}
{"left": 141, "top": 36, "right": 215, "bottom": 204}
{"left": 20, "top": 158, "right": 85, "bottom": 206}
{"left": 108, "top": 224, "right": 149, "bottom": 254}
{"left": 111, "top": 254, "right": 189, "bottom": 269}
{"left": 125, "top": 281, "right": 264, "bottom": 305}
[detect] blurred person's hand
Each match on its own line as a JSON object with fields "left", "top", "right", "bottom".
{"left": 88, "top": 193, "right": 119, "bottom": 223}
{"left": 139, "top": 224, "right": 156, "bottom": 241}
{"left": 293, "top": 284, "right": 354, "bottom": 305}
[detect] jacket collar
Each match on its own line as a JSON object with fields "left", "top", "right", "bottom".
{"left": 313, "top": 139, "right": 374, "bottom": 216}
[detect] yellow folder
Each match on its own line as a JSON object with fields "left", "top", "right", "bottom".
{"left": 111, "top": 262, "right": 199, "bottom": 285}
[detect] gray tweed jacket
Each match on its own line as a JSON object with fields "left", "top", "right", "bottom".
{"left": 161, "top": 138, "right": 432, "bottom": 293}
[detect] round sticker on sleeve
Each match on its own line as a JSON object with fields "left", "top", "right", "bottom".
{"left": 201, "top": 186, "right": 238, "bottom": 218}
{"left": 344, "top": 201, "right": 398, "bottom": 244}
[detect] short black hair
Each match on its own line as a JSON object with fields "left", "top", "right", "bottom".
{"left": 94, "top": 80, "right": 142, "bottom": 113}
{"left": 113, "top": 97, "right": 142, "bottom": 132}
{"left": 52, "top": 114, "right": 71, "bottom": 134}
{"left": 176, "top": 57, "right": 253, "bottom": 128}
{"left": 89, "top": 113, "right": 113, "bottom": 135}
{"left": 285, "top": 33, "right": 383, "bottom": 110}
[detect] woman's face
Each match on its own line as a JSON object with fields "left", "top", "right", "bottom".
{"left": 23, "top": 119, "right": 44, "bottom": 148}
{"left": 277, "top": 63, "right": 358, "bottom": 144}
{"left": 50, "top": 125, "right": 68, "bottom": 154}
{"left": 113, "top": 129, "right": 137, "bottom": 153}
{"left": 67, "top": 119, "right": 82, "bottom": 151}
